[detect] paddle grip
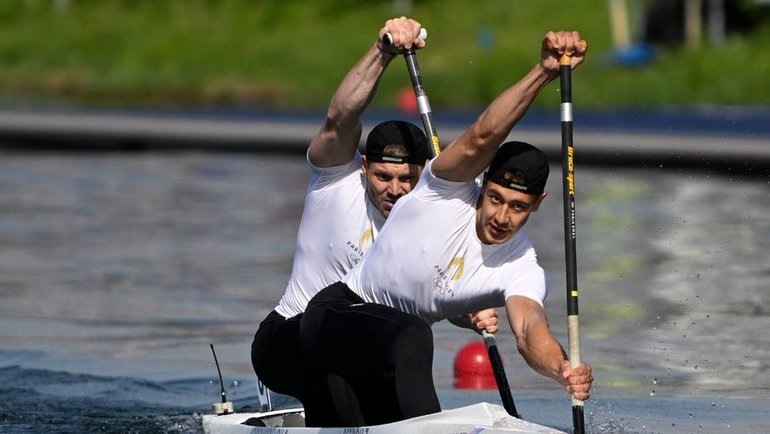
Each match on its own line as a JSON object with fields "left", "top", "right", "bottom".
{"left": 545, "top": 39, "right": 588, "bottom": 65}
{"left": 381, "top": 28, "right": 428, "bottom": 47}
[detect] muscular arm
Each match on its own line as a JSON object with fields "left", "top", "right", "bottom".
{"left": 506, "top": 295, "right": 592, "bottom": 400}
{"left": 308, "top": 17, "right": 425, "bottom": 168}
{"left": 307, "top": 44, "right": 395, "bottom": 168}
{"left": 506, "top": 295, "right": 566, "bottom": 382}
{"left": 432, "top": 31, "right": 586, "bottom": 182}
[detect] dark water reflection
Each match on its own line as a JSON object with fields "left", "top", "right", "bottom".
{"left": 0, "top": 152, "right": 767, "bottom": 433}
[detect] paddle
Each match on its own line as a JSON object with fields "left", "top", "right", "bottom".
{"left": 550, "top": 39, "right": 588, "bottom": 434}
{"left": 382, "top": 27, "right": 440, "bottom": 157}
{"left": 482, "top": 330, "right": 521, "bottom": 418}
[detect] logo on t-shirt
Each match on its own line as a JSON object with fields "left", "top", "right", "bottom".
{"left": 346, "top": 240, "right": 365, "bottom": 264}
{"left": 360, "top": 229, "right": 374, "bottom": 251}
{"left": 346, "top": 229, "right": 375, "bottom": 265}
{"left": 432, "top": 257, "right": 464, "bottom": 296}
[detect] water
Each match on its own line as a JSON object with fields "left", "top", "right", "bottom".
{"left": 0, "top": 151, "right": 768, "bottom": 433}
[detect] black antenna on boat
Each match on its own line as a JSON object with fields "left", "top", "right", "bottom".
{"left": 210, "top": 343, "right": 234, "bottom": 415}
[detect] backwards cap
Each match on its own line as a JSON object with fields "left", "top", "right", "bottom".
{"left": 365, "top": 120, "right": 432, "bottom": 165}
{"left": 485, "top": 141, "right": 550, "bottom": 195}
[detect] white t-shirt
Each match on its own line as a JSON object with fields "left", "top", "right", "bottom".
{"left": 275, "top": 151, "right": 385, "bottom": 318}
{"left": 343, "top": 158, "right": 547, "bottom": 325}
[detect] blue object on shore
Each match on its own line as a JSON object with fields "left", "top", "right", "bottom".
{"left": 611, "top": 43, "right": 655, "bottom": 67}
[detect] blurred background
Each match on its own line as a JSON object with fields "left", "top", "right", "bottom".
{"left": 1, "top": 0, "right": 769, "bottom": 110}
{"left": 1, "top": 1, "right": 769, "bottom": 433}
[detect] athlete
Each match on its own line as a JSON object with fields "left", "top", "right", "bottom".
{"left": 251, "top": 17, "right": 497, "bottom": 427}
{"left": 300, "top": 30, "right": 594, "bottom": 426}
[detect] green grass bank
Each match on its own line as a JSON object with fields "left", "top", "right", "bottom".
{"left": 1, "top": 0, "right": 769, "bottom": 110}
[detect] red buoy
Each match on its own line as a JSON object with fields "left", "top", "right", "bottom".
{"left": 396, "top": 86, "right": 418, "bottom": 115}
{"left": 453, "top": 341, "right": 496, "bottom": 389}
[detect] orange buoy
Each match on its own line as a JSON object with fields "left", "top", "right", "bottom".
{"left": 453, "top": 341, "right": 496, "bottom": 389}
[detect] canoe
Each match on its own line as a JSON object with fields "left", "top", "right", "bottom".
{"left": 201, "top": 402, "right": 567, "bottom": 434}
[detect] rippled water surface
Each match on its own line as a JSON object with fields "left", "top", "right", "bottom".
{"left": 0, "top": 151, "right": 768, "bottom": 433}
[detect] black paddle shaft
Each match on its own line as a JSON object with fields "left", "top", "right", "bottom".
{"left": 559, "top": 53, "right": 586, "bottom": 434}
{"left": 560, "top": 62, "right": 579, "bottom": 319}
{"left": 483, "top": 332, "right": 521, "bottom": 418}
{"left": 382, "top": 29, "right": 440, "bottom": 157}
{"left": 403, "top": 49, "right": 440, "bottom": 157}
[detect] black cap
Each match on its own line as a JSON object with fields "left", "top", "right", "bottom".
{"left": 365, "top": 121, "right": 431, "bottom": 165}
{"left": 485, "top": 141, "right": 549, "bottom": 195}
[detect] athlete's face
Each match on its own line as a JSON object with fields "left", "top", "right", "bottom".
{"left": 362, "top": 159, "right": 422, "bottom": 218}
{"left": 476, "top": 181, "right": 545, "bottom": 245}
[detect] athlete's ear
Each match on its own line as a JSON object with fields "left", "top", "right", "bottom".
{"left": 361, "top": 155, "right": 369, "bottom": 175}
{"left": 532, "top": 192, "right": 548, "bottom": 212}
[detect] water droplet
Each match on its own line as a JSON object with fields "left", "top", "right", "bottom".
{"left": 232, "top": 380, "right": 240, "bottom": 387}
{"left": 653, "top": 378, "right": 658, "bottom": 385}
{"left": 650, "top": 390, "right": 656, "bottom": 396}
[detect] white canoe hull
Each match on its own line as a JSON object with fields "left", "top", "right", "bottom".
{"left": 202, "top": 402, "right": 566, "bottom": 434}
